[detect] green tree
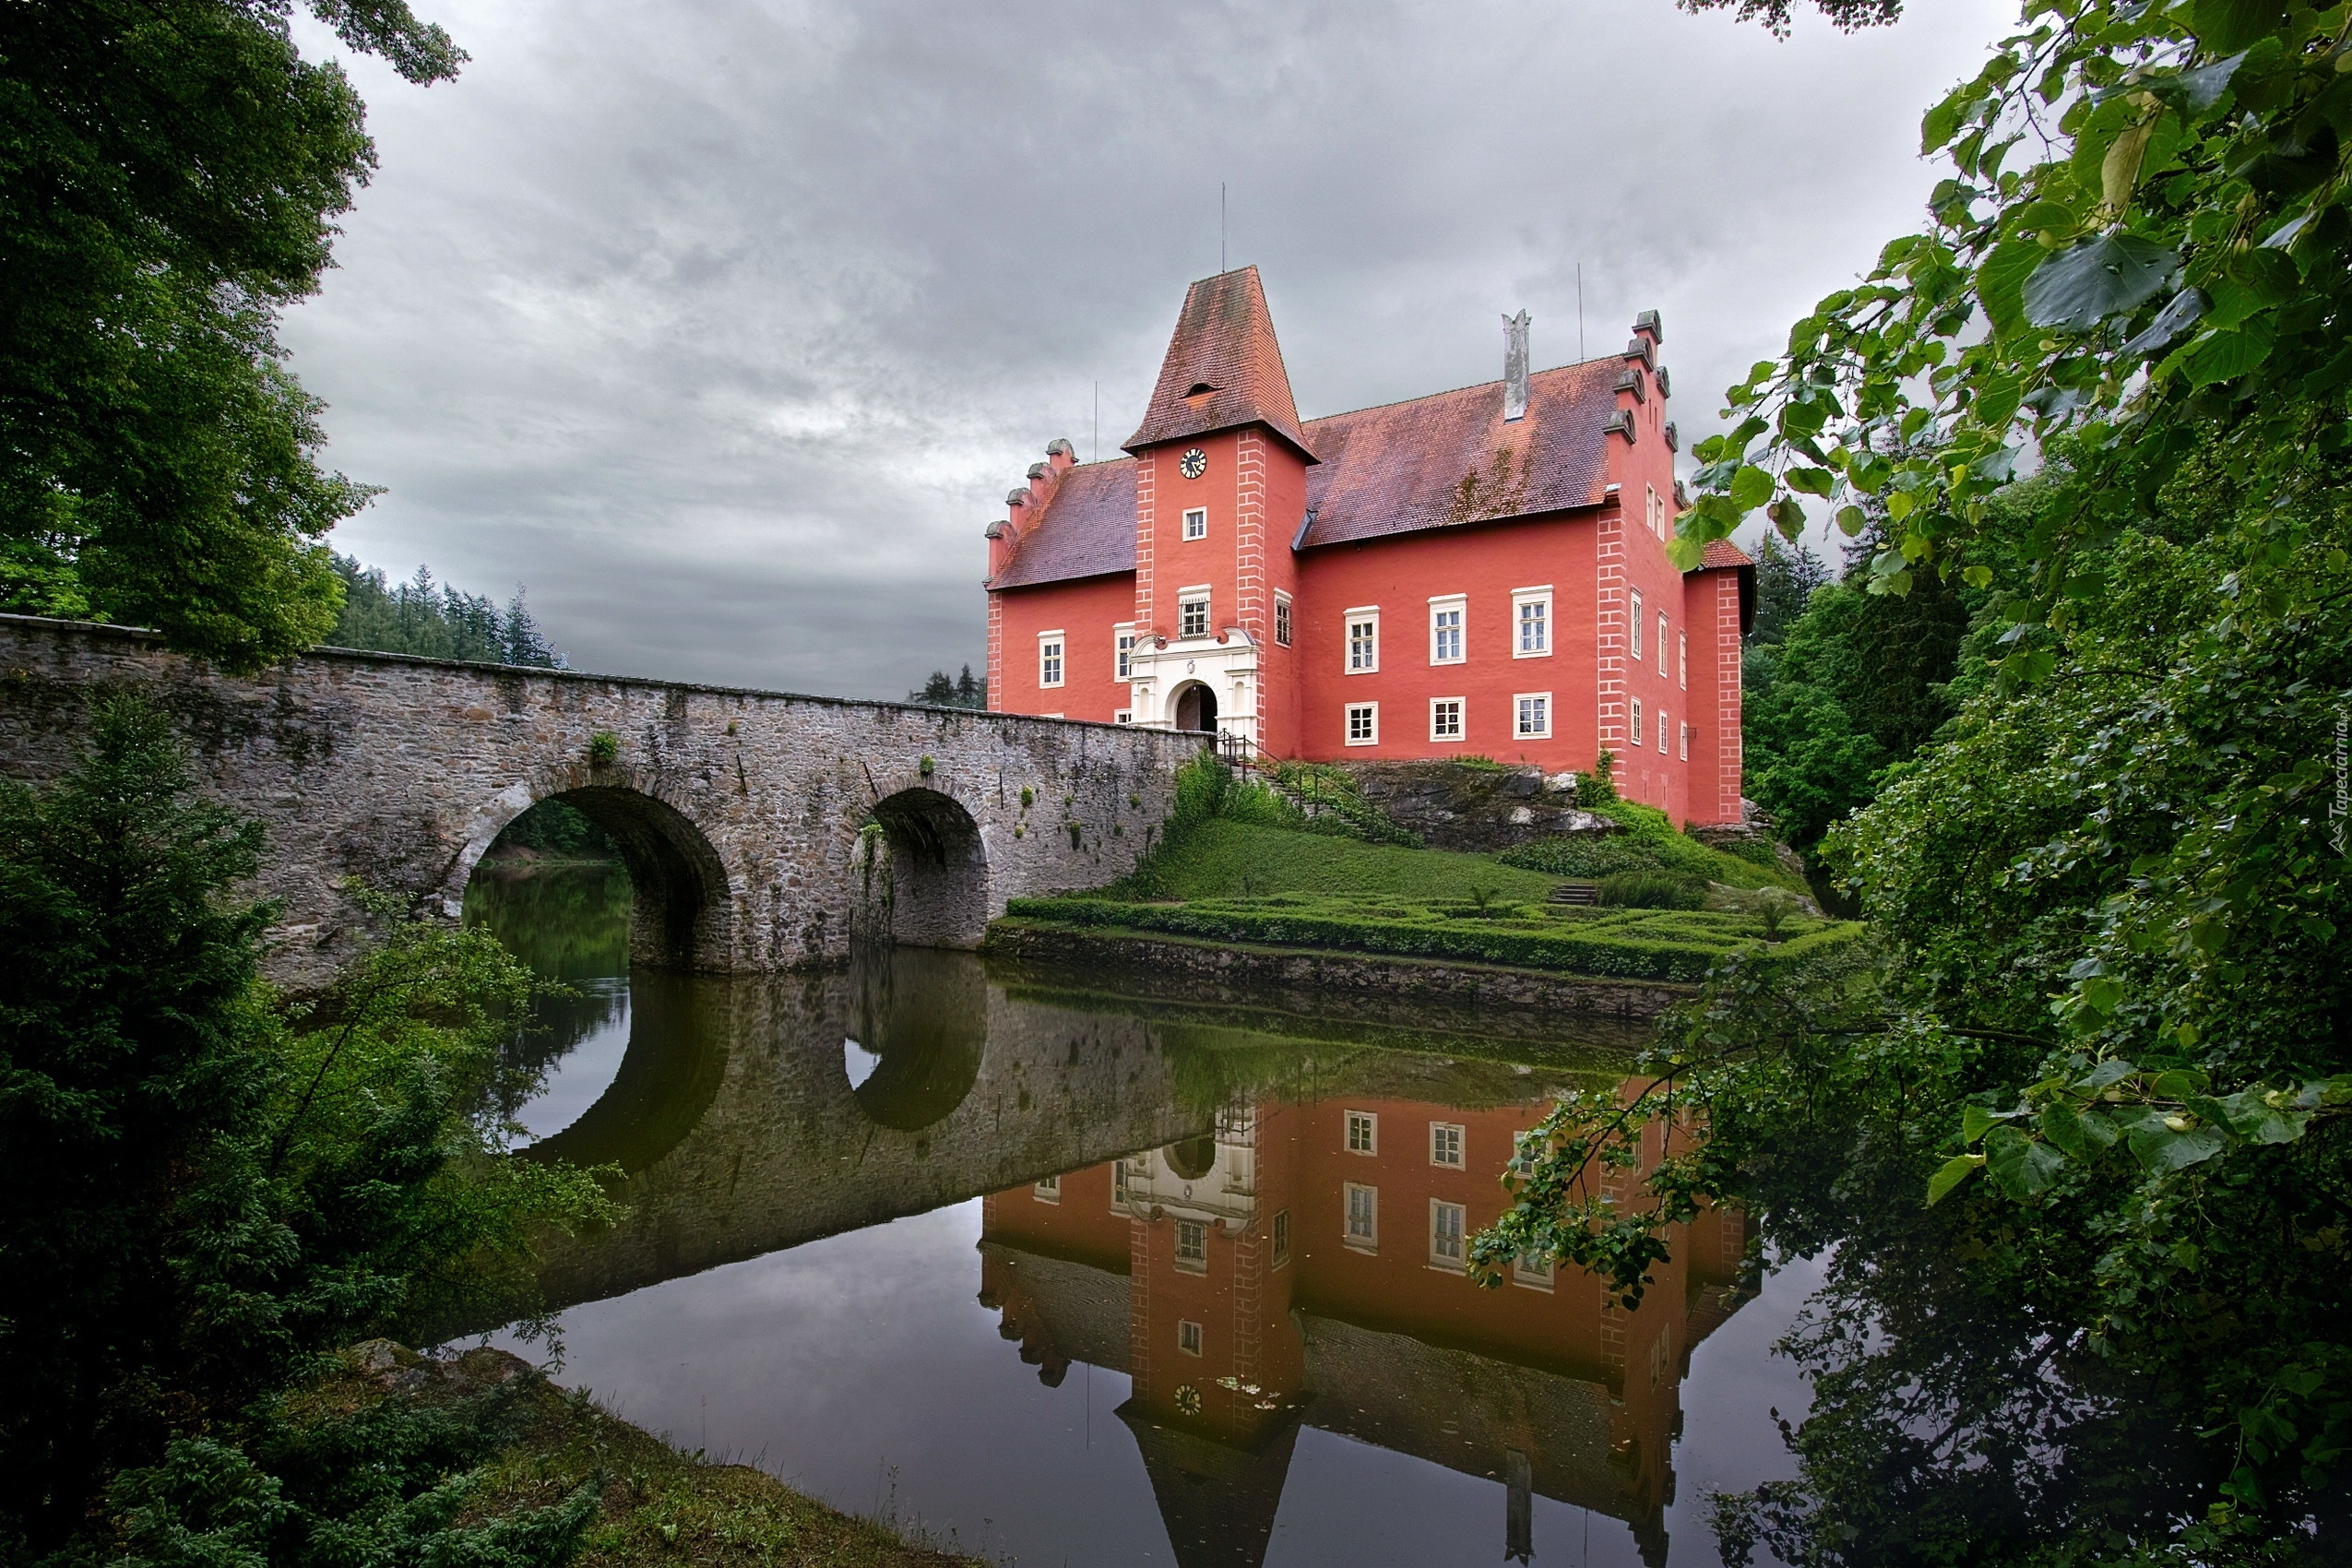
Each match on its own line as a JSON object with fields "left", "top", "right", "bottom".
{"left": 327, "top": 556, "right": 565, "bottom": 668}
{"left": 0, "top": 698, "right": 607, "bottom": 1561}
{"left": 907, "top": 664, "right": 987, "bottom": 709}
{"left": 1745, "top": 533, "right": 1834, "bottom": 647}
{"left": 1, "top": 2, "right": 465, "bottom": 671}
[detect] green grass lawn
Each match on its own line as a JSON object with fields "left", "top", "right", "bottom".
{"left": 1113, "top": 818, "right": 1563, "bottom": 902}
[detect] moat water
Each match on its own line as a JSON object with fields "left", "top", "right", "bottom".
{"left": 466, "top": 861, "right": 1819, "bottom": 1568}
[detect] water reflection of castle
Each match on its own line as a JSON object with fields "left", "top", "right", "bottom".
{"left": 981, "top": 1089, "right": 1752, "bottom": 1568}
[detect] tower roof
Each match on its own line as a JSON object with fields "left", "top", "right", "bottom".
{"left": 1123, "top": 267, "right": 1314, "bottom": 461}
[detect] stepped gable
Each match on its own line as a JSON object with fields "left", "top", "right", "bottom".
{"left": 1298, "top": 359, "right": 1620, "bottom": 548}
{"left": 1123, "top": 266, "right": 1313, "bottom": 460}
{"left": 989, "top": 458, "right": 1137, "bottom": 588}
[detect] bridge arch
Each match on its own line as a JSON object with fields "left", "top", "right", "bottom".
{"left": 861, "top": 785, "right": 991, "bottom": 950}
{"left": 465, "top": 781, "right": 733, "bottom": 971}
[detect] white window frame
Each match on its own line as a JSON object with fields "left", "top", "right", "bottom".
{"left": 1515, "top": 692, "right": 1551, "bottom": 740}
{"left": 1345, "top": 1109, "right": 1378, "bottom": 1154}
{"left": 1430, "top": 1122, "right": 1465, "bottom": 1169}
{"left": 1658, "top": 612, "right": 1670, "bottom": 676}
{"left": 1430, "top": 697, "right": 1465, "bottom": 743}
{"left": 1114, "top": 709, "right": 1133, "bottom": 724}
{"left": 1177, "top": 1318, "right": 1204, "bottom": 1356}
{"left": 1632, "top": 696, "right": 1645, "bottom": 744}
{"left": 1038, "top": 630, "right": 1065, "bottom": 689}
{"left": 1428, "top": 594, "right": 1467, "bottom": 666}
{"left": 1659, "top": 707, "right": 1670, "bottom": 753}
{"left": 1646, "top": 483, "right": 1665, "bottom": 537}
{"left": 1114, "top": 624, "right": 1135, "bottom": 682}
{"left": 1113, "top": 1159, "right": 1131, "bottom": 1207}
{"left": 1345, "top": 702, "right": 1379, "bottom": 747}
{"left": 1177, "top": 585, "right": 1211, "bottom": 641}
{"left": 1182, "top": 506, "right": 1208, "bottom": 541}
{"left": 1629, "top": 589, "right": 1645, "bottom": 659}
{"left": 1345, "top": 606, "right": 1380, "bottom": 673}
{"left": 1680, "top": 722, "right": 1691, "bottom": 761}
{"left": 1173, "top": 1217, "right": 1208, "bottom": 1275}
{"left": 1514, "top": 1250, "right": 1556, "bottom": 1291}
{"left": 1512, "top": 586, "right": 1553, "bottom": 659}
{"left": 1343, "top": 1182, "right": 1379, "bottom": 1251}
{"left": 1274, "top": 590, "right": 1293, "bottom": 647}
{"left": 1679, "top": 629, "right": 1688, "bottom": 690}
{"left": 1032, "top": 1176, "right": 1060, "bottom": 1204}
{"left": 1271, "top": 1208, "right": 1291, "bottom": 1269}
{"left": 1429, "top": 1199, "right": 1467, "bottom": 1271}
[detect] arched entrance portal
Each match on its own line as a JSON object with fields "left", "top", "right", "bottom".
{"left": 861, "top": 787, "right": 991, "bottom": 949}
{"left": 1171, "top": 681, "right": 1218, "bottom": 733}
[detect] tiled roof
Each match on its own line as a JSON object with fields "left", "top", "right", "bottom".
{"left": 1123, "top": 267, "right": 1313, "bottom": 460}
{"left": 988, "top": 460, "right": 1137, "bottom": 588}
{"left": 1698, "top": 538, "right": 1752, "bottom": 570}
{"left": 1296, "top": 361, "right": 1618, "bottom": 548}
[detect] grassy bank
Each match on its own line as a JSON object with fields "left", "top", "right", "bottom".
{"left": 327, "top": 1344, "right": 977, "bottom": 1568}
{"left": 1111, "top": 817, "right": 1562, "bottom": 901}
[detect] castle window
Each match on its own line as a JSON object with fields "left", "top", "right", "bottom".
{"left": 1658, "top": 612, "right": 1670, "bottom": 676}
{"left": 1179, "top": 590, "right": 1210, "bottom": 640}
{"left": 1679, "top": 630, "right": 1688, "bottom": 690}
{"left": 1430, "top": 1122, "right": 1465, "bottom": 1168}
{"left": 1344, "top": 1182, "right": 1379, "bottom": 1250}
{"left": 1113, "top": 1159, "right": 1131, "bottom": 1206}
{"left": 1346, "top": 1110, "right": 1377, "bottom": 1154}
{"left": 1658, "top": 707, "right": 1670, "bottom": 752}
{"left": 1513, "top": 588, "right": 1552, "bottom": 658}
{"left": 1275, "top": 591, "right": 1292, "bottom": 647}
{"left": 1346, "top": 608, "right": 1379, "bottom": 673}
{"left": 1429, "top": 1200, "right": 1467, "bottom": 1270}
{"left": 1514, "top": 1250, "right": 1555, "bottom": 1290}
{"left": 1630, "top": 590, "right": 1645, "bottom": 659}
{"left": 1114, "top": 709, "right": 1133, "bottom": 724}
{"left": 1647, "top": 483, "right": 1666, "bottom": 537}
{"left": 1115, "top": 625, "right": 1135, "bottom": 681}
{"left": 1271, "top": 1208, "right": 1291, "bottom": 1268}
{"left": 1631, "top": 697, "right": 1644, "bottom": 745}
{"left": 1429, "top": 596, "right": 1466, "bottom": 665}
{"left": 1174, "top": 1218, "right": 1208, "bottom": 1274}
{"left": 1680, "top": 722, "right": 1691, "bottom": 761}
{"left": 1038, "top": 633, "right": 1064, "bottom": 688}
{"left": 1182, "top": 507, "right": 1207, "bottom": 541}
{"left": 1178, "top": 1319, "right": 1204, "bottom": 1357}
{"left": 1346, "top": 703, "right": 1379, "bottom": 746}
{"left": 1430, "top": 698, "right": 1464, "bottom": 742}
{"left": 1032, "top": 1176, "right": 1060, "bottom": 1204}
{"left": 1515, "top": 693, "right": 1551, "bottom": 740}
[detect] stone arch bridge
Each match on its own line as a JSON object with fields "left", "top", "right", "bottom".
{"left": 0, "top": 616, "right": 1198, "bottom": 990}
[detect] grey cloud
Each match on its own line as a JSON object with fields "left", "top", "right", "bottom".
{"left": 287, "top": 0, "right": 2013, "bottom": 696}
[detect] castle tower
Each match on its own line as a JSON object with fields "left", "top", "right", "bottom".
{"left": 1117, "top": 267, "right": 1316, "bottom": 754}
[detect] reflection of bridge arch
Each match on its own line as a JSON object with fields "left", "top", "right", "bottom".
{"left": 848, "top": 948, "right": 987, "bottom": 1130}
{"left": 528, "top": 971, "right": 731, "bottom": 1175}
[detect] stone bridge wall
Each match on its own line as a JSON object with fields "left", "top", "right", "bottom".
{"left": 0, "top": 616, "right": 1198, "bottom": 989}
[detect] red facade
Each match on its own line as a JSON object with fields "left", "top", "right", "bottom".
{"left": 983, "top": 267, "right": 1752, "bottom": 826}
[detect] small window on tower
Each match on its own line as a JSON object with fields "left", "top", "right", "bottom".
{"left": 1115, "top": 626, "right": 1135, "bottom": 681}
{"left": 1630, "top": 590, "right": 1645, "bottom": 659}
{"left": 1180, "top": 594, "right": 1210, "bottom": 639}
{"left": 1174, "top": 1218, "right": 1207, "bottom": 1274}
{"left": 1182, "top": 507, "right": 1207, "bottom": 541}
{"left": 1275, "top": 591, "right": 1293, "bottom": 647}
{"left": 1039, "top": 634, "right": 1064, "bottom": 689}
{"left": 1177, "top": 1319, "right": 1204, "bottom": 1356}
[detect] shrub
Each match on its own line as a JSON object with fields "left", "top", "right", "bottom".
{"left": 1581, "top": 748, "right": 1620, "bottom": 804}
{"left": 1597, "top": 872, "right": 1711, "bottom": 910}
{"left": 586, "top": 731, "right": 619, "bottom": 766}
{"left": 1496, "top": 834, "right": 1662, "bottom": 878}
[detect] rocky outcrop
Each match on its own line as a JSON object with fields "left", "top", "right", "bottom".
{"left": 1343, "top": 761, "right": 1614, "bottom": 851}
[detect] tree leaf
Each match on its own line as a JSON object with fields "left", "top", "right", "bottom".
{"left": 2023, "top": 233, "right": 2180, "bottom": 331}
{"left": 2181, "top": 318, "right": 2275, "bottom": 387}
{"left": 2102, "top": 121, "right": 2156, "bottom": 210}
{"left": 2122, "top": 288, "right": 2207, "bottom": 358}
{"left": 1978, "top": 238, "right": 2045, "bottom": 339}
{"left": 2189, "top": 0, "right": 2288, "bottom": 54}
{"left": 1926, "top": 1153, "right": 1984, "bottom": 1206}
{"left": 1729, "top": 466, "right": 1776, "bottom": 509}
{"left": 1787, "top": 466, "right": 1837, "bottom": 497}
{"left": 1985, "top": 1123, "right": 2067, "bottom": 1199}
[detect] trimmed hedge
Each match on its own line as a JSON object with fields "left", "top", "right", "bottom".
{"left": 1006, "top": 895, "right": 1863, "bottom": 983}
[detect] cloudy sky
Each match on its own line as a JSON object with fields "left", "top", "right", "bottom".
{"left": 284, "top": 0, "right": 2014, "bottom": 699}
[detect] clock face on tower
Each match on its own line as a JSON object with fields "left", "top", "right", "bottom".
{"left": 1180, "top": 447, "right": 1206, "bottom": 480}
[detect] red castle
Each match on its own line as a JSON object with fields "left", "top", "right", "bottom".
{"left": 982, "top": 267, "right": 1752, "bottom": 826}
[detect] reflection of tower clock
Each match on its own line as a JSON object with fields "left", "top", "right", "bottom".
{"left": 1174, "top": 1384, "right": 1203, "bottom": 1415}
{"left": 1180, "top": 447, "right": 1206, "bottom": 480}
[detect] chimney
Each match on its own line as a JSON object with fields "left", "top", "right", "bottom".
{"left": 1503, "top": 310, "right": 1530, "bottom": 422}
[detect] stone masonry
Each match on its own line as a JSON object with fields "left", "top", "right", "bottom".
{"left": 0, "top": 615, "right": 1198, "bottom": 990}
